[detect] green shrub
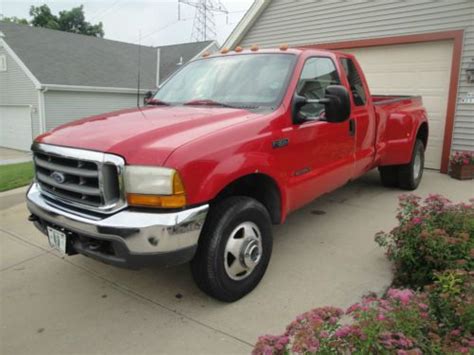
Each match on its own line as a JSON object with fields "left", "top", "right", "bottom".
{"left": 375, "top": 194, "right": 474, "bottom": 288}
{"left": 427, "top": 270, "right": 474, "bottom": 337}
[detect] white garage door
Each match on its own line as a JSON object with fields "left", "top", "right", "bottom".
{"left": 340, "top": 40, "right": 453, "bottom": 170}
{"left": 0, "top": 105, "right": 33, "bottom": 151}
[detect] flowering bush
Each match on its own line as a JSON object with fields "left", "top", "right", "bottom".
{"left": 253, "top": 288, "right": 474, "bottom": 354}
{"left": 375, "top": 194, "right": 474, "bottom": 288}
{"left": 253, "top": 194, "right": 473, "bottom": 354}
{"left": 450, "top": 151, "right": 474, "bottom": 166}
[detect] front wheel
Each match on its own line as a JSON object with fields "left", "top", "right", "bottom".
{"left": 191, "top": 196, "right": 273, "bottom": 302}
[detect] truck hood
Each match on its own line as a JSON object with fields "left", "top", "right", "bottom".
{"left": 36, "top": 106, "right": 262, "bottom": 165}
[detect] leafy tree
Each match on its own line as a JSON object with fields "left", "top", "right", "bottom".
{"left": 2, "top": 4, "right": 104, "bottom": 38}
{"left": 2, "top": 16, "right": 29, "bottom": 25}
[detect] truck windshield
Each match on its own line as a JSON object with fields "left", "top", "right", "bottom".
{"left": 154, "top": 53, "right": 296, "bottom": 109}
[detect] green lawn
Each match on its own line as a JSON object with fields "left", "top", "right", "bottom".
{"left": 0, "top": 162, "right": 34, "bottom": 192}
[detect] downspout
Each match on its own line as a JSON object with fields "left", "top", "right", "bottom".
{"left": 37, "top": 86, "right": 48, "bottom": 134}
{"left": 156, "top": 47, "right": 161, "bottom": 88}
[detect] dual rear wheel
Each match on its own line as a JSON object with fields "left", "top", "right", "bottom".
{"left": 379, "top": 139, "right": 425, "bottom": 190}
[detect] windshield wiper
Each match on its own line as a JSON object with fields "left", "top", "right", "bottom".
{"left": 146, "top": 98, "right": 171, "bottom": 106}
{"left": 183, "top": 99, "right": 239, "bottom": 108}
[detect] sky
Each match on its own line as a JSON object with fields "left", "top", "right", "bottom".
{"left": 0, "top": 0, "right": 254, "bottom": 47}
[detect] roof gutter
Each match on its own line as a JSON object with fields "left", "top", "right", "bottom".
{"left": 41, "top": 84, "right": 150, "bottom": 94}
{"left": 222, "top": 0, "right": 271, "bottom": 49}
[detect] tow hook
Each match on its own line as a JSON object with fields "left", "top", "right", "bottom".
{"left": 28, "top": 214, "right": 39, "bottom": 222}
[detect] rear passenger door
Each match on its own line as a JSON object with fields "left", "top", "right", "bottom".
{"left": 339, "top": 56, "right": 376, "bottom": 178}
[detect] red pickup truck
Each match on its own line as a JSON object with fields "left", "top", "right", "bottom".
{"left": 27, "top": 47, "right": 428, "bottom": 301}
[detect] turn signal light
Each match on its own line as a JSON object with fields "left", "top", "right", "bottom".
{"left": 127, "top": 172, "right": 187, "bottom": 208}
{"left": 127, "top": 193, "right": 186, "bottom": 208}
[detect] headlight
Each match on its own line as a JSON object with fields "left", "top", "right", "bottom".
{"left": 124, "top": 166, "right": 186, "bottom": 208}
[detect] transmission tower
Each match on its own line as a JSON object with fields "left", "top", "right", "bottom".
{"left": 178, "top": 0, "right": 228, "bottom": 42}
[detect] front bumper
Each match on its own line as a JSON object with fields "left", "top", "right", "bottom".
{"left": 26, "top": 183, "right": 209, "bottom": 269}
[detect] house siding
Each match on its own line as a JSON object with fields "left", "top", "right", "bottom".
{"left": 0, "top": 46, "right": 40, "bottom": 138}
{"left": 44, "top": 91, "right": 144, "bottom": 131}
{"left": 239, "top": 0, "right": 474, "bottom": 153}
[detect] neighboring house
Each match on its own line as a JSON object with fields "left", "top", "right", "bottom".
{"left": 0, "top": 21, "right": 217, "bottom": 151}
{"left": 224, "top": 0, "right": 474, "bottom": 173}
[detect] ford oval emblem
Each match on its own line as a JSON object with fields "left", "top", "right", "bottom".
{"left": 50, "top": 171, "right": 66, "bottom": 184}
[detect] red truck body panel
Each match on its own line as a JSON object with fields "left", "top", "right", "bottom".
{"left": 35, "top": 48, "right": 428, "bottom": 223}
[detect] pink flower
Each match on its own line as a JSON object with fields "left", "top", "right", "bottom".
{"left": 418, "top": 303, "right": 429, "bottom": 311}
{"left": 412, "top": 217, "right": 422, "bottom": 224}
{"left": 377, "top": 313, "right": 386, "bottom": 321}
{"left": 387, "top": 288, "right": 414, "bottom": 305}
{"left": 450, "top": 329, "right": 461, "bottom": 337}
{"left": 335, "top": 325, "right": 352, "bottom": 338}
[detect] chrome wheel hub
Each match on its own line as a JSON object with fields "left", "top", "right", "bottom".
{"left": 414, "top": 149, "right": 422, "bottom": 180}
{"left": 224, "top": 222, "right": 262, "bottom": 281}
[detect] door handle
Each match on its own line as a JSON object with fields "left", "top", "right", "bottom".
{"left": 349, "top": 118, "right": 356, "bottom": 136}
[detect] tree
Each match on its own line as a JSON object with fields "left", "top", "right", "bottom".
{"left": 2, "top": 16, "right": 29, "bottom": 25}
{"left": 2, "top": 4, "right": 104, "bottom": 38}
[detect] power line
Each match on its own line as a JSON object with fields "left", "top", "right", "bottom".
{"left": 178, "top": 0, "right": 229, "bottom": 41}
{"left": 89, "top": 0, "right": 122, "bottom": 22}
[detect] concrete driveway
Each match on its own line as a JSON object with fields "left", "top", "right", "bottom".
{"left": 0, "top": 147, "right": 32, "bottom": 165}
{"left": 1, "top": 170, "right": 471, "bottom": 355}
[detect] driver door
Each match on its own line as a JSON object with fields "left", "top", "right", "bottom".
{"left": 278, "top": 56, "right": 356, "bottom": 212}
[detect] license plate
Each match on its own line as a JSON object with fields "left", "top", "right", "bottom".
{"left": 47, "top": 226, "right": 67, "bottom": 254}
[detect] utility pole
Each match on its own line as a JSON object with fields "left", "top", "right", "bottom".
{"left": 178, "top": 0, "right": 228, "bottom": 41}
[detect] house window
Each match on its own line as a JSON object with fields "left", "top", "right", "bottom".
{"left": 0, "top": 55, "right": 6, "bottom": 72}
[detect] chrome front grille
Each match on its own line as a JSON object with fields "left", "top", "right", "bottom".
{"left": 32, "top": 143, "right": 126, "bottom": 214}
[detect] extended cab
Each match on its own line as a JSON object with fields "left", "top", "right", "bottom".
{"left": 27, "top": 48, "right": 428, "bottom": 301}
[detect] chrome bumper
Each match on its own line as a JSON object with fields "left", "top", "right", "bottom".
{"left": 26, "top": 183, "right": 208, "bottom": 266}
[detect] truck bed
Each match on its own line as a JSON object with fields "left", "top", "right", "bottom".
{"left": 372, "top": 95, "right": 422, "bottom": 105}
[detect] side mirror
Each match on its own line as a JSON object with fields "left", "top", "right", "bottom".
{"left": 324, "top": 85, "right": 351, "bottom": 123}
{"left": 292, "top": 85, "right": 351, "bottom": 124}
{"left": 144, "top": 91, "right": 153, "bottom": 105}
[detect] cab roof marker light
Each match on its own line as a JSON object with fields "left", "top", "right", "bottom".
{"left": 280, "top": 44, "right": 289, "bottom": 51}
{"left": 234, "top": 46, "right": 243, "bottom": 53}
{"left": 250, "top": 44, "right": 259, "bottom": 51}
{"left": 202, "top": 51, "right": 211, "bottom": 57}
{"left": 221, "top": 47, "right": 230, "bottom": 54}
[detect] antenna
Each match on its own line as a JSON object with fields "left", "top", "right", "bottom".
{"left": 178, "top": 0, "right": 228, "bottom": 41}
{"left": 136, "top": 30, "right": 142, "bottom": 109}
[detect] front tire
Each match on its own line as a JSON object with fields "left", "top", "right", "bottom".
{"left": 191, "top": 196, "right": 273, "bottom": 302}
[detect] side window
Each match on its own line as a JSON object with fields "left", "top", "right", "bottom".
{"left": 340, "top": 58, "right": 366, "bottom": 106}
{"left": 297, "top": 57, "right": 341, "bottom": 117}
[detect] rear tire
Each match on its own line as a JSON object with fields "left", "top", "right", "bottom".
{"left": 379, "top": 166, "right": 399, "bottom": 187}
{"left": 398, "top": 139, "right": 425, "bottom": 190}
{"left": 191, "top": 196, "right": 273, "bottom": 302}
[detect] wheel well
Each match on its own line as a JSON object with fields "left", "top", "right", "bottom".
{"left": 416, "top": 122, "right": 428, "bottom": 149}
{"left": 214, "top": 174, "right": 282, "bottom": 224}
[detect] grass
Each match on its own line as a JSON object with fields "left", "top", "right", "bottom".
{"left": 0, "top": 162, "right": 34, "bottom": 192}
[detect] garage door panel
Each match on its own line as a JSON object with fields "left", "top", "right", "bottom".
{"left": 341, "top": 40, "right": 453, "bottom": 169}
{"left": 0, "top": 106, "right": 33, "bottom": 151}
